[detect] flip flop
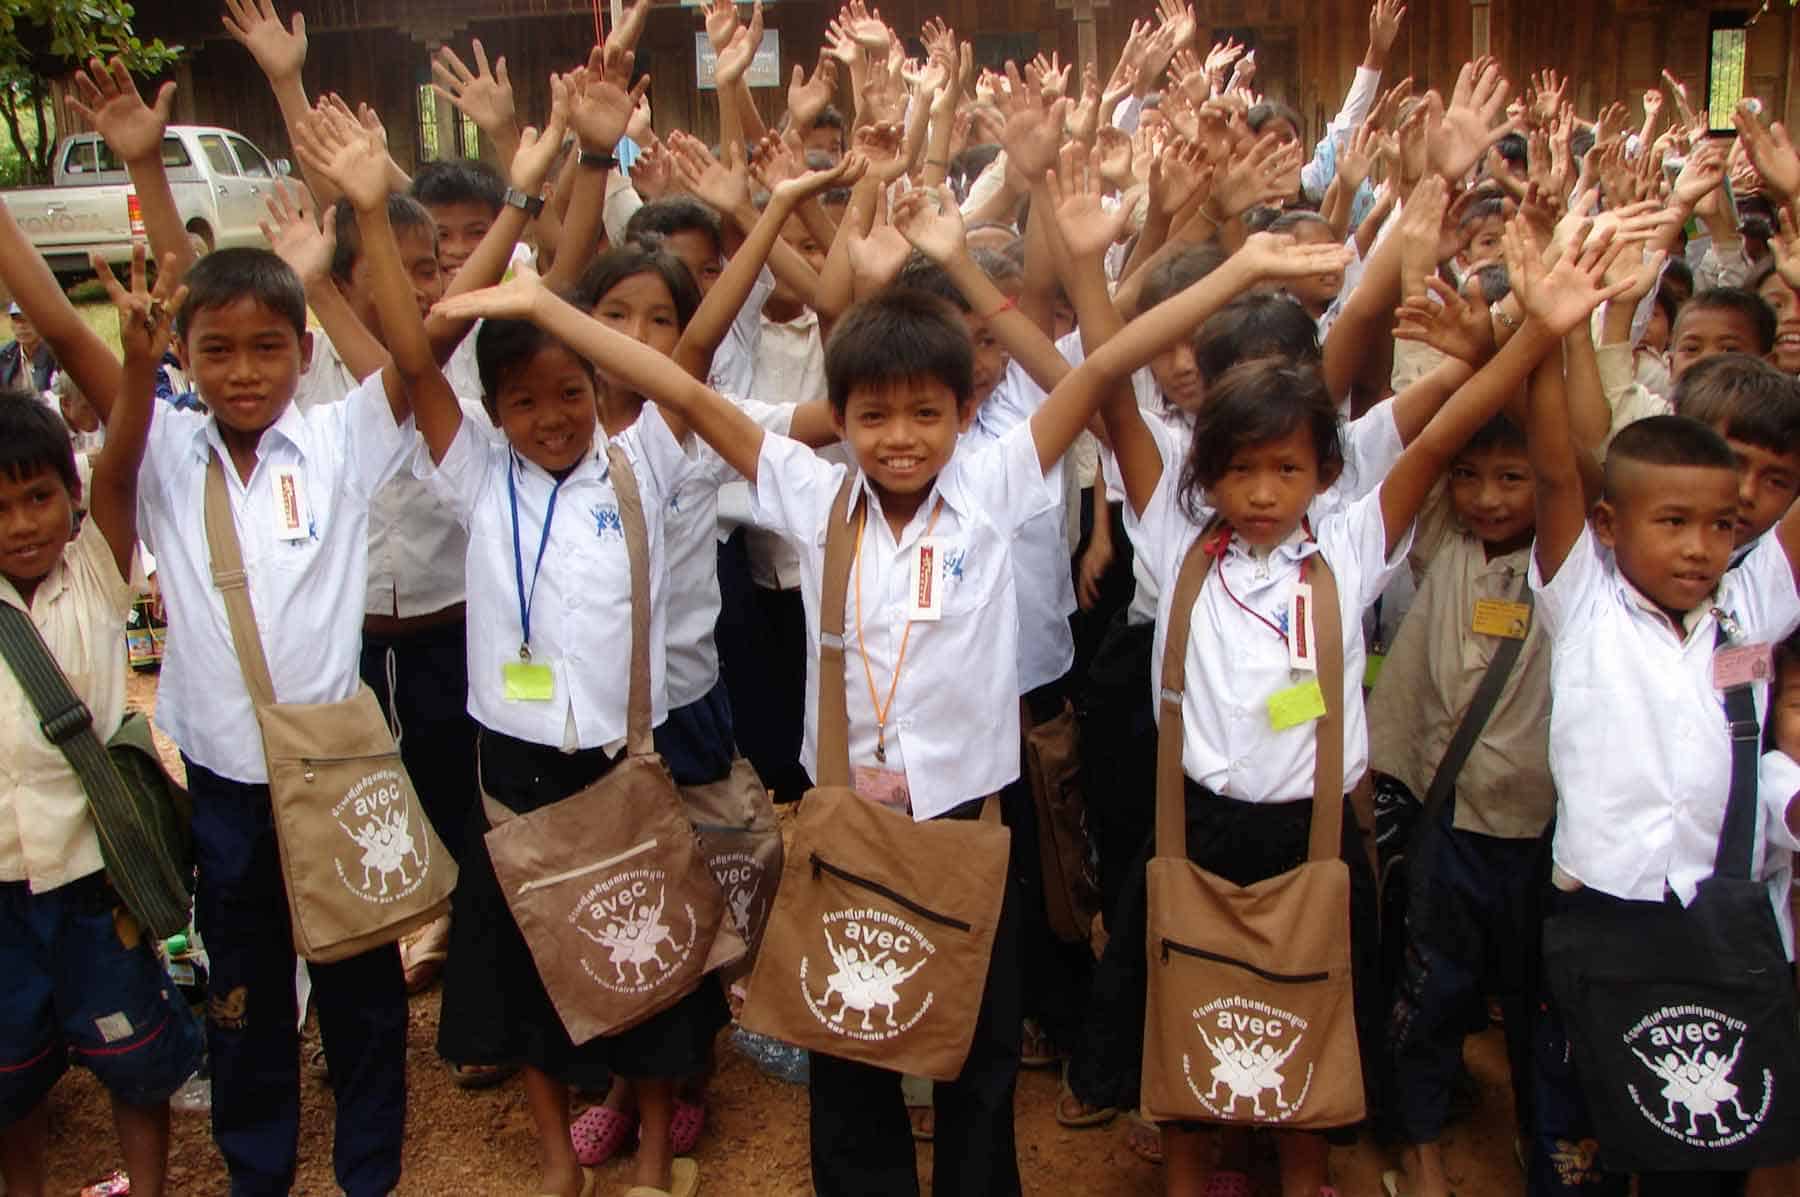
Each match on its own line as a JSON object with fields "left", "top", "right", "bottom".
{"left": 1124, "top": 1109, "right": 1164, "bottom": 1165}
{"left": 1021, "top": 1018, "right": 1061, "bottom": 1069}
{"left": 1054, "top": 1062, "right": 1117, "bottom": 1128}
{"left": 1202, "top": 1170, "right": 1252, "bottom": 1197}
{"left": 572, "top": 1103, "right": 638, "bottom": 1166}
{"left": 400, "top": 915, "right": 451, "bottom": 994}
{"left": 450, "top": 1060, "right": 517, "bottom": 1090}
{"left": 1381, "top": 1170, "right": 1454, "bottom": 1197}
{"left": 624, "top": 1156, "right": 699, "bottom": 1197}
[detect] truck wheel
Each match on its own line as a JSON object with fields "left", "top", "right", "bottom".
{"left": 187, "top": 221, "right": 215, "bottom": 258}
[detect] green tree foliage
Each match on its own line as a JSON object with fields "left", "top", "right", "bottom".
{"left": 0, "top": 2, "right": 181, "bottom": 184}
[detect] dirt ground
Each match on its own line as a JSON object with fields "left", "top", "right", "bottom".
{"left": 38, "top": 674, "right": 1533, "bottom": 1196}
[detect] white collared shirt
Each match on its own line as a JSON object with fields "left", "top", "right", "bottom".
{"left": 1753, "top": 751, "right": 1800, "bottom": 959}
{"left": 751, "top": 423, "right": 1057, "bottom": 819}
{"left": 138, "top": 375, "right": 412, "bottom": 783}
{"left": 967, "top": 358, "right": 1077, "bottom": 694}
{"left": 1130, "top": 422, "right": 1410, "bottom": 803}
{"left": 1533, "top": 526, "right": 1800, "bottom": 904}
{"left": 743, "top": 308, "right": 830, "bottom": 590}
{"left": 295, "top": 330, "right": 488, "bottom": 619}
{"left": 430, "top": 406, "right": 687, "bottom": 750}
{"left": 0, "top": 519, "right": 133, "bottom": 890}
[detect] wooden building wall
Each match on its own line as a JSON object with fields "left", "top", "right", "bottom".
{"left": 108, "top": 0, "right": 1800, "bottom": 174}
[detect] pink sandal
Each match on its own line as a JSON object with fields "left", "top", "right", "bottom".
{"left": 571, "top": 1104, "right": 637, "bottom": 1166}
{"left": 668, "top": 1099, "right": 706, "bottom": 1155}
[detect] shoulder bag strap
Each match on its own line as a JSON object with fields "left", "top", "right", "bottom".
{"left": 605, "top": 443, "right": 655, "bottom": 759}
{"left": 1305, "top": 557, "right": 1346, "bottom": 864}
{"left": 1154, "top": 523, "right": 1221, "bottom": 859}
{"left": 1418, "top": 574, "right": 1536, "bottom": 828}
{"left": 1713, "top": 622, "right": 1763, "bottom": 881}
{"left": 814, "top": 476, "right": 860, "bottom": 788}
{"left": 203, "top": 452, "right": 278, "bottom": 706}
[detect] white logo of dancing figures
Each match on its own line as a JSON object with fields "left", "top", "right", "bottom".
{"left": 338, "top": 807, "right": 420, "bottom": 896}
{"left": 1199, "top": 1029, "right": 1303, "bottom": 1118}
{"left": 578, "top": 888, "right": 675, "bottom": 986}
{"left": 814, "top": 928, "right": 926, "bottom": 1031}
{"left": 1633, "top": 1039, "right": 1754, "bottom": 1138}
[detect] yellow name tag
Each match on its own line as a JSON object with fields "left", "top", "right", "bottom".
{"left": 1363, "top": 651, "right": 1385, "bottom": 690}
{"left": 1472, "top": 598, "right": 1531, "bottom": 639}
{"left": 1268, "top": 678, "right": 1327, "bottom": 731}
{"left": 503, "top": 660, "right": 555, "bottom": 702}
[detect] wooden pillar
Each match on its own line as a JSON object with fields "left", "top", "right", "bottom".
{"left": 1470, "top": 0, "right": 1491, "bottom": 61}
{"left": 1072, "top": 0, "right": 1097, "bottom": 80}
{"left": 174, "top": 60, "right": 198, "bottom": 126}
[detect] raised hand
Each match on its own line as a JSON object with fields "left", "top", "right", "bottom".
{"left": 1048, "top": 144, "right": 1134, "bottom": 260}
{"left": 669, "top": 132, "right": 751, "bottom": 216}
{"left": 1095, "top": 125, "right": 1137, "bottom": 189}
{"left": 1661, "top": 69, "right": 1702, "bottom": 140}
{"left": 846, "top": 222, "right": 911, "bottom": 293}
{"left": 1368, "top": 0, "right": 1407, "bottom": 59}
{"left": 788, "top": 56, "right": 839, "bottom": 128}
{"left": 609, "top": 0, "right": 653, "bottom": 61}
{"left": 432, "top": 40, "right": 517, "bottom": 138}
{"left": 772, "top": 151, "right": 867, "bottom": 207}
{"left": 1155, "top": 0, "right": 1197, "bottom": 51}
{"left": 1397, "top": 173, "right": 1450, "bottom": 296}
{"left": 1337, "top": 120, "right": 1379, "bottom": 192}
{"left": 96, "top": 242, "right": 187, "bottom": 365}
{"left": 891, "top": 184, "right": 967, "bottom": 263}
{"left": 1736, "top": 103, "right": 1800, "bottom": 204}
{"left": 704, "top": 0, "right": 741, "bottom": 53}
{"left": 852, "top": 120, "right": 908, "bottom": 182}
{"left": 630, "top": 135, "right": 673, "bottom": 200}
{"left": 749, "top": 131, "right": 804, "bottom": 190}
{"left": 1642, "top": 88, "right": 1664, "bottom": 125}
{"left": 840, "top": 0, "right": 893, "bottom": 52}
{"left": 1212, "top": 131, "right": 1301, "bottom": 218}
{"left": 998, "top": 63, "right": 1072, "bottom": 179}
{"left": 257, "top": 179, "right": 335, "bottom": 286}
{"left": 714, "top": 3, "right": 765, "bottom": 87}
{"left": 569, "top": 44, "right": 652, "bottom": 152}
{"left": 1670, "top": 139, "right": 1727, "bottom": 210}
{"left": 1203, "top": 37, "right": 1245, "bottom": 90}
{"left": 221, "top": 0, "right": 307, "bottom": 80}
{"left": 67, "top": 55, "right": 176, "bottom": 166}
{"left": 1528, "top": 68, "right": 1567, "bottom": 127}
{"left": 1503, "top": 217, "right": 1636, "bottom": 337}
{"left": 1426, "top": 60, "right": 1514, "bottom": 180}
{"left": 1394, "top": 276, "right": 1496, "bottom": 365}
{"left": 431, "top": 268, "right": 548, "bottom": 324}
{"left": 1148, "top": 135, "right": 1213, "bottom": 219}
{"left": 509, "top": 78, "right": 571, "bottom": 195}
{"left": 1233, "top": 230, "right": 1357, "bottom": 282}
{"left": 293, "top": 103, "right": 390, "bottom": 211}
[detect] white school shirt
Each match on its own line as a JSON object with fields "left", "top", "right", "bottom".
{"left": 967, "top": 358, "right": 1077, "bottom": 694}
{"left": 294, "top": 330, "right": 486, "bottom": 619}
{"left": 429, "top": 407, "right": 687, "bottom": 750}
{"left": 1752, "top": 751, "right": 1800, "bottom": 959}
{"left": 751, "top": 424, "right": 1057, "bottom": 819}
{"left": 742, "top": 308, "right": 832, "bottom": 590}
{"left": 1532, "top": 526, "right": 1800, "bottom": 903}
{"left": 138, "top": 376, "right": 413, "bottom": 783}
{"left": 661, "top": 398, "right": 794, "bottom": 710}
{"left": 1129, "top": 418, "right": 1410, "bottom": 802}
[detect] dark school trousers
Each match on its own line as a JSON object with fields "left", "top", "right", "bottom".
{"left": 1001, "top": 677, "right": 1094, "bottom": 1051}
{"left": 186, "top": 758, "right": 407, "bottom": 1197}
{"left": 358, "top": 615, "right": 479, "bottom": 866}
{"left": 808, "top": 800, "right": 1024, "bottom": 1197}
{"left": 1528, "top": 884, "right": 1748, "bottom": 1197}
{"left": 715, "top": 531, "right": 812, "bottom": 803}
{"left": 1075, "top": 612, "right": 1158, "bottom": 920}
{"left": 1386, "top": 794, "right": 1539, "bottom": 1145}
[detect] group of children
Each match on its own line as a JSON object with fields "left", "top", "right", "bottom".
{"left": 4, "top": 0, "right": 1800, "bottom": 1195}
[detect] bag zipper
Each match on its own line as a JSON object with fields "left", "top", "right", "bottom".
{"left": 1161, "top": 937, "right": 1330, "bottom": 984}
{"left": 811, "top": 853, "right": 972, "bottom": 932}
{"left": 517, "top": 837, "right": 658, "bottom": 896}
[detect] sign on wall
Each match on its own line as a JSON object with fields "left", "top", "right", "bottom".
{"left": 695, "top": 30, "right": 780, "bottom": 89}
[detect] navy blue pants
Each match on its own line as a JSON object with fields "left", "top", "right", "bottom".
{"left": 715, "top": 531, "right": 811, "bottom": 803}
{"left": 359, "top": 617, "right": 479, "bottom": 866}
{"left": 186, "top": 759, "right": 407, "bottom": 1197}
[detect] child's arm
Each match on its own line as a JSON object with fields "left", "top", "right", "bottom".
{"left": 434, "top": 274, "right": 767, "bottom": 483}
{"left": 68, "top": 57, "right": 195, "bottom": 281}
{"left": 890, "top": 184, "right": 1074, "bottom": 393}
{"left": 673, "top": 154, "right": 866, "bottom": 382}
{"left": 259, "top": 181, "right": 388, "bottom": 384}
{"left": 544, "top": 57, "right": 636, "bottom": 293}
{"left": 1043, "top": 233, "right": 1357, "bottom": 484}
{"left": 0, "top": 207, "right": 121, "bottom": 420}
{"left": 87, "top": 245, "right": 185, "bottom": 582}
{"left": 221, "top": 0, "right": 335, "bottom": 206}
{"left": 668, "top": 134, "right": 826, "bottom": 318}
{"left": 431, "top": 40, "right": 523, "bottom": 176}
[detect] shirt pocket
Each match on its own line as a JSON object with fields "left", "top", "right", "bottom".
{"left": 936, "top": 533, "right": 1006, "bottom": 620}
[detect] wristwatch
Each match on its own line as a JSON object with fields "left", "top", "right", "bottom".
{"left": 502, "top": 186, "right": 546, "bottom": 218}
{"left": 579, "top": 150, "right": 620, "bottom": 172}
{"left": 1489, "top": 301, "right": 1520, "bottom": 332}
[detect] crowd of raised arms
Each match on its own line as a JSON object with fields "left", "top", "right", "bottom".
{"left": 5, "top": 0, "right": 1800, "bottom": 1195}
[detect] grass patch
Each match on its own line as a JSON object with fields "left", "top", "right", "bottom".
{"left": 73, "top": 301, "right": 122, "bottom": 356}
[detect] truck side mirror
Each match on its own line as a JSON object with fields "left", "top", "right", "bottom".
{"left": 273, "top": 158, "right": 294, "bottom": 176}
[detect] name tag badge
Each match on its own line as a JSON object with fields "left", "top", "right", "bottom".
{"left": 852, "top": 765, "right": 912, "bottom": 814}
{"left": 1288, "top": 582, "right": 1317, "bottom": 673}
{"left": 503, "top": 660, "right": 555, "bottom": 702}
{"left": 908, "top": 538, "right": 945, "bottom": 622}
{"left": 270, "top": 465, "right": 309, "bottom": 541}
{"left": 1268, "top": 678, "right": 1328, "bottom": 731}
{"left": 1472, "top": 597, "right": 1531, "bottom": 639}
{"left": 1712, "top": 642, "right": 1774, "bottom": 690}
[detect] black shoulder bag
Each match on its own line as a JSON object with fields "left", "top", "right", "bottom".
{"left": 1542, "top": 627, "right": 1800, "bottom": 1172}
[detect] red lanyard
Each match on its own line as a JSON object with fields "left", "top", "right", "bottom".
{"left": 1204, "top": 522, "right": 1312, "bottom": 648}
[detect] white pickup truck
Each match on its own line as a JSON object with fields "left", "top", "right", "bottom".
{"left": 1, "top": 125, "right": 308, "bottom": 281}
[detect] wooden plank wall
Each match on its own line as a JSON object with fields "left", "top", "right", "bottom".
{"left": 103, "top": 0, "right": 1800, "bottom": 172}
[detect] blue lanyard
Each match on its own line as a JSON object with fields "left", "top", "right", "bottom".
{"left": 508, "top": 454, "right": 563, "bottom": 660}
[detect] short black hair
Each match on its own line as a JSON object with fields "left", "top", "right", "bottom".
{"left": 474, "top": 316, "right": 596, "bottom": 420}
{"left": 1603, "top": 414, "right": 1738, "bottom": 502}
{"left": 1678, "top": 287, "right": 1778, "bottom": 354}
{"left": 1492, "top": 131, "right": 1528, "bottom": 167}
{"left": 824, "top": 288, "right": 973, "bottom": 413}
{"left": 1248, "top": 101, "right": 1303, "bottom": 141}
{"left": 0, "top": 389, "right": 77, "bottom": 497}
{"left": 1267, "top": 210, "right": 1331, "bottom": 237}
{"left": 1673, "top": 352, "right": 1800, "bottom": 456}
{"left": 1661, "top": 256, "right": 1695, "bottom": 308}
{"left": 329, "top": 194, "right": 437, "bottom": 284}
{"left": 895, "top": 254, "right": 970, "bottom": 313}
{"left": 1458, "top": 411, "right": 1528, "bottom": 460}
{"left": 568, "top": 243, "right": 702, "bottom": 330}
{"left": 410, "top": 158, "right": 506, "bottom": 217}
{"left": 1466, "top": 262, "right": 1513, "bottom": 305}
{"left": 1569, "top": 125, "right": 1595, "bottom": 163}
{"left": 1458, "top": 195, "right": 1508, "bottom": 236}
{"left": 624, "top": 196, "right": 724, "bottom": 259}
{"left": 1138, "top": 245, "right": 1228, "bottom": 314}
{"left": 176, "top": 247, "right": 307, "bottom": 341}
{"left": 1178, "top": 359, "right": 1342, "bottom": 519}
{"left": 949, "top": 143, "right": 1002, "bottom": 200}
{"left": 1194, "top": 292, "right": 1321, "bottom": 386}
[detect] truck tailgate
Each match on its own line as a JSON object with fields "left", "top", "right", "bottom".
{"left": 1, "top": 186, "right": 133, "bottom": 254}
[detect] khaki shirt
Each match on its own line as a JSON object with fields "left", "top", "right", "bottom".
{"left": 1367, "top": 491, "right": 1556, "bottom": 838}
{"left": 0, "top": 518, "right": 134, "bottom": 890}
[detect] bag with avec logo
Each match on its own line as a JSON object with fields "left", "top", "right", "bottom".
{"left": 483, "top": 445, "right": 740, "bottom": 1044}
{"left": 1141, "top": 530, "right": 1366, "bottom": 1129}
{"left": 1023, "top": 698, "right": 1100, "bottom": 945}
{"left": 679, "top": 757, "right": 782, "bottom": 984}
{"left": 1541, "top": 627, "right": 1800, "bottom": 1172}
{"left": 738, "top": 479, "right": 1012, "bottom": 1082}
{"left": 205, "top": 455, "right": 455, "bottom": 963}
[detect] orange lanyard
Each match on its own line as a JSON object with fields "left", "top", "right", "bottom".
{"left": 852, "top": 498, "right": 944, "bottom": 763}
